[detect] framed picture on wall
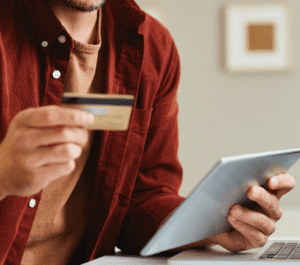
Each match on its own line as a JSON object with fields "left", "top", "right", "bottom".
{"left": 223, "top": 2, "right": 295, "bottom": 73}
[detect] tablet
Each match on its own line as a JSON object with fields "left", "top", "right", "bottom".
{"left": 140, "top": 148, "right": 300, "bottom": 256}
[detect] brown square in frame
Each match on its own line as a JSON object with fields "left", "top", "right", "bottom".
{"left": 248, "top": 24, "right": 275, "bottom": 51}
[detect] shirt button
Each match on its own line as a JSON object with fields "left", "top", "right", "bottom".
{"left": 58, "top": 35, "right": 66, "bottom": 44}
{"left": 52, "top": 70, "right": 61, "bottom": 79}
{"left": 29, "top": 198, "right": 36, "bottom": 208}
{"left": 41, "top": 41, "right": 48, "bottom": 48}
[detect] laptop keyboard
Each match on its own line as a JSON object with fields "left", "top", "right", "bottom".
{"left": 259, "top": 242, "right": 300, "bottom": 260}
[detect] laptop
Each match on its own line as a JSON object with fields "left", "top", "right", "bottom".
{"left": 140, "top": 148, "right": 300, "bottom": 257}
{"left": 168, "top": 238, "right": 300, "bottom": 264}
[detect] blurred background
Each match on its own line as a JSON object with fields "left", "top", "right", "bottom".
{"left": 135, "top": 0, "right": 300, "bottom": 210}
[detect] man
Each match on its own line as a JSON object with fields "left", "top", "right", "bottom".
{"left": 0, "top": 0, "right": 295, "bottom": 264}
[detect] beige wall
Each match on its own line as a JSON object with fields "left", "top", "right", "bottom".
{"left": 135, "top": 0, "right": 300, "bottom": 208}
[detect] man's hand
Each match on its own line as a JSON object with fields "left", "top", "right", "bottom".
{"left": 0, "top": 106, "right": 94, "bottom": 199}
{"left": 158, "top": 174, "right": 295, "bottom": 253}
{"left": 207, "top": 173, "right": 295, "bottom": 252}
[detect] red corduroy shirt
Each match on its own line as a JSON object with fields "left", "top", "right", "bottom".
{"left": 0, "top": 0, "right": 185, "bottom": 264}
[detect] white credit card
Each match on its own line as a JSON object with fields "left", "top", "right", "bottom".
{"left": 61, "top": 92, "right": 134, "bottom": 131}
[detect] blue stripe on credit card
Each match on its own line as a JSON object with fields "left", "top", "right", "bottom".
{"left": 61, "top": 96, "right": 133, "bottom": 106}
{"left": 78, "top": 106, "right": 108, "bottom": 115}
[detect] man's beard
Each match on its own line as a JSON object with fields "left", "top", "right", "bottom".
{"left": 49, "top": 0, "right": 106, "bottom": 12}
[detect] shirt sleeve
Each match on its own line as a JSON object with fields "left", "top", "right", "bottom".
{"left": 116, "top": 35, "right": 186, "bottom": 253}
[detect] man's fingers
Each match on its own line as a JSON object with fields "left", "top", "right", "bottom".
{"left": 25, "top": 143, "right": 82, "bottom": 168}
{"left": 228, "top": 213, "right": 269, "bottom": 249}
{"left": 21, "top": 126, "right": 89, "bottom": 149}
{"left": 16, "top": 106, "right": 94, "bottom": 128}
{"left": 37, "top": 160, "right": 76, "bottom": 181}
{"left": 230, "top": 205, "right": 276, "bottom": 236}
{"left": 267, "top": 174, "right": 295, "bottom": 199}
{"left": 247, "top": 186, "right": 283, "bottom": 221}
{"left": 215, "top": 174, "right": 295, "bottom": 253}
{"left": 245, "top": 174, "right": 295, "bottom": 220}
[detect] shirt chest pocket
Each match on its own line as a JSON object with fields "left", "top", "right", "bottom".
{"left": 130, "top": 108, "right": 153, "bottom": 134}
{"left": 116, "top": 108, "right": 153, "bottom": 197}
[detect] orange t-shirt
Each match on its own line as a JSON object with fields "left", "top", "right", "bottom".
{"left": 20, "top": 9, "right": 102, "bottom": 265}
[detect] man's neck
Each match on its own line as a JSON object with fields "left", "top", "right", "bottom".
{"left": 48, "top": 1, "right": 99, "bottom": 45}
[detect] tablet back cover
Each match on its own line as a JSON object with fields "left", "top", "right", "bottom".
{"left": 140, "top": 148, "right": 300, "bottom": 256}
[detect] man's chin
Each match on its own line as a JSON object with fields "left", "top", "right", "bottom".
{"left": 51, "top": 0, "right": 106, "bottom": 13}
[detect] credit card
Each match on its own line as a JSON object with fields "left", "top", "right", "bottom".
{"left": 61, "top": 92, "right": 134, "bottom": 131}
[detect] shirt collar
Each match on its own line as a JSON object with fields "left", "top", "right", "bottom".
{"left": 21, "top": 0, "right": 73, "bottom": 53}
{"left": 105, "top": 0, "right": 146, "bottom": 32}
{"left": 21, "top": 0, "right": 145, "bottom": 53}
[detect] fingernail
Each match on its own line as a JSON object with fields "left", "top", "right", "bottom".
{"left": 232, "top": 206, "right": 242, "bottom": 217}
{"left": 252, "top": 187, "right": 259, "bottom": 199}
{"left": 231, "top": 216, "right": 236, "bottom": 222}
{"left": 236, "top": 209, "right": 242, "bottom": 217}
{"left": 271, "top": 178, "right": 278, "bottom": 188}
